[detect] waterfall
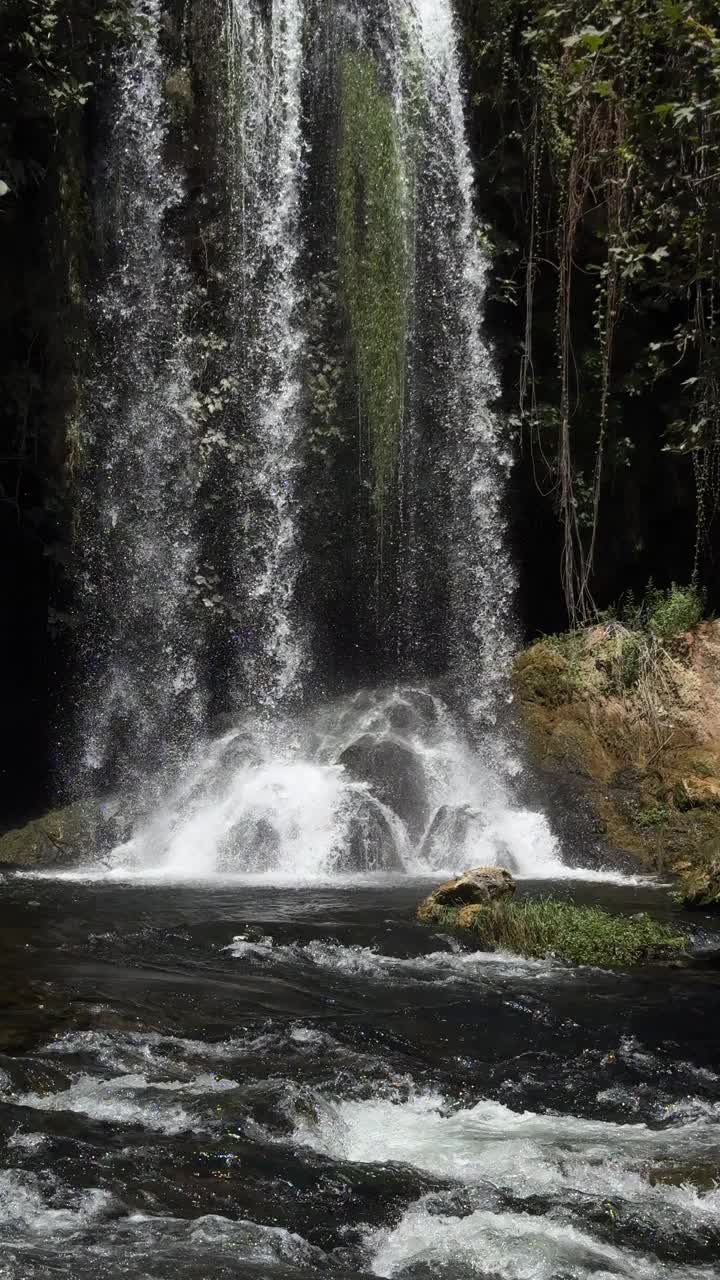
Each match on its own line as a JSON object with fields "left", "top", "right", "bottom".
{"left": 405, "top": 0, "right": 516, "bottom": 724}
{"left": 224, "top": 0, "right": 308, "bottom": 711}
{"left": 76, "top": 0, "right": 203, "bottom": 791}
{"left": 68, "top": 0, "right": 569, "bottom": 882}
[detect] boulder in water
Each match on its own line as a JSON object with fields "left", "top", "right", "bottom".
{"left": 420, "top": 804, "right": 483, "bottom": 866}
{"left": 220, "top": 815, "right": 281, "bottom": 873}
{"left": 0, "top": 798, "right": 129, "bottom": 868}
{"left": 336, "top": 795, "right": 404, "bottom": 873}
{"left": 417, "top": 865, "right": 516, "bottom": 921}
{"left": 339, "top": 735, "right": 429, "bottom": 839}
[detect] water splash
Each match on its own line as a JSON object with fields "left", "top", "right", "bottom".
{"left": 56, "top": 687, "right": 603, "bottom": 882}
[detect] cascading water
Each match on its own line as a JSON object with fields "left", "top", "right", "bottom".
{"left": 76, "top": 0, "right": 203, "bottom": 789}
{"left": 72, "top": 0, "right": 573, "bottom": 880}
{"left": 405, "top": 0, "right": 516, "bottom": 722}
{"left": 224, "top": 0, "right": 308, "bottom": 709}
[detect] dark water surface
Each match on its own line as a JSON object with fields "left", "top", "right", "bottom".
{"left": 1, "top": 877, "right": 719, "bottom": 1278}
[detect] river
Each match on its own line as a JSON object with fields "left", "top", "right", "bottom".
{"left": 0, "top": 874, "right": 718, "bottom": 1278}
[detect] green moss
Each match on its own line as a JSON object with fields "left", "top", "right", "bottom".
{"left": 418, "top": 895, "right": 687, "bottom": 967}
{"left": 337, "top": 53, "right": 408, "bottom": 524}
{"left": 513, "top": 642, "right": 575, "bottom": 707}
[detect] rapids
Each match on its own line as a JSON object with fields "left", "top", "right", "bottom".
{"left": 0, "top": 878, "right": 718, "bottom": 1278}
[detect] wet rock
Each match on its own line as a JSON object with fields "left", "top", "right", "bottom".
{"left": 220, "top": 816, "right": 281, "bottom": 873}
{"left": 0, "top": 798, "right": 129, "bottom": 869}
{"left": 385, "top": 700, "right": 416, "bottom": 734}
{"left": 339, "top": 735, "right": 429, "bottom": 839}
{"left": 420, "top": 804, "right": 483, "bottom": 866}
{"left": 340, "top": 797, "right": 404, "bottom": 873}
{"left": 677, "top": 837, "right": 720, "bottom": 910}
{"left": 417, "top": 865, "right": 516, "bottom": 921}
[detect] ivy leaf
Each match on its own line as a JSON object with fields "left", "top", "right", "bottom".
{"left": 578, "top": 26, "right": 607, "bottom": 52}
{"left": 592, "top": 80, "right": 615, "bottom": 97}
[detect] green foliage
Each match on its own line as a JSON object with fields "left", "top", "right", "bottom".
{"left": 539, "top": 627, "right": 585, "bottom": 687}
{"left": 460, "top": 0, "right": 720, "bottom": 620}
{"left": 618, "top": 580, "right": 703, "bottom": 639}
{"left": 620, "top": 630, "right": 642, "bottom": 688}
{"left": 2, "top": 0, "right": 144, "bottom": 144}
{"left": 424, "top": 895, "right": 687, "bottom": 967}
{"left": 646, "top": 583, "right": 704, "bottom": 640}
{"left": 337, "top": 53, "right": 408, "bottom": 526}
{"left": 638, "top": 804, "right": 669, "bottom": 827}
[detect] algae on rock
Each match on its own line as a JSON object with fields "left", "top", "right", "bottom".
{"left": 0, "top": 798, "right": 127, "bottom": 868}
{"left": 337, "top": 53, "right": 408, "bottom": 528}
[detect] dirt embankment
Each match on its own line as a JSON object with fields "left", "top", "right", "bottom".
{"left": 514, "top": 621, "right": 720, "bottom": 907}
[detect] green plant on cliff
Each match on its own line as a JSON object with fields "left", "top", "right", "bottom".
{"left": 337, "top": 53, "right": 408, "bottom": 534}
{"left": 421, "top": 895, "right": 687, "bottom": 967}
{"left": 460, "top": 0, "right": 720, "bottom": 624}
{"left": 645, "top": 583, "right": 704, "bottom": 640}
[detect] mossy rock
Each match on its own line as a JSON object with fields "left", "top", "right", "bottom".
{"left": 513, "top": 644, "right": 574, "bottom": 709}
{"left": 0, "top": 798, "right": 127, "bottom": 868}
{"left": 676, "top": 837, "right": 720, "bottom": 910}
{"left": 417, "top": 893, "right": 688, "bottom": 968}
{"left": 547, "top": 717, "right": 612, "bottom": 781}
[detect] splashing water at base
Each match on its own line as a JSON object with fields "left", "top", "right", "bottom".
{"left": 49, "top": 686, "right": 642, "bottom": 883}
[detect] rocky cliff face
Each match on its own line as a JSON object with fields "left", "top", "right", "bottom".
{"left": 514, "top": 620, "right": 720, "bottom": 906}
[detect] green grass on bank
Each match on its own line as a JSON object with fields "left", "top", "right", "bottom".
{"left": 419, "top": 896, "right": 688, "bottom": 968}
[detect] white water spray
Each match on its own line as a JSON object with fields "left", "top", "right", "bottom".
{"left": 225, "top": 0, "right": 308, "bottom": 708}
{"left": 78, "top": 0, "right": 203, "bottom": 784}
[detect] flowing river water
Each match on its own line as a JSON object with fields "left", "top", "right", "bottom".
{"left": 0, "top": 874, "right": 719, "bottom": 1279}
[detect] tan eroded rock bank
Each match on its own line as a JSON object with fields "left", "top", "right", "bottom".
{"left": 514, "top": 620, "right": 720, "bottom": 908}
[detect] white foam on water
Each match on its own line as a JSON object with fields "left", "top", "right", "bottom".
{"left": 42, "top": 1028, "right": 267, "bottom": 1074}
{"left": 225, "top": 935, "right": 558, "bottom": 984}
{"left": 8, "top": 1071, "right": 237, "bottom": 1136}
{"left": 0, "top": 1173, "right": 326, "bottom": 1272}
{"left": 0, "top": 1170, "right": 115, "bottom": 1237}
{"left": 40, "top": 687, "right": 646, "bottom": 886}
{"left": 368, "top": 1199, "right": 716, "bottom": 1280}
{"left": 295, "top": 1091, "right": 720, "bottom": 1235}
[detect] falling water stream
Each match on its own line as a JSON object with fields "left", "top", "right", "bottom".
{"left": 4, "top": 2, "right": 720, "bottom": 1278}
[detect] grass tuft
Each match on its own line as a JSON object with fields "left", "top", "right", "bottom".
{"left": 418, "top": 895, "right": 687, "bottom": 967}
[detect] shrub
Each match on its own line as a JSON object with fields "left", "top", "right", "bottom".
{"left": 646, "top": 584, "right": 703, "bottom": 641}
{"left": 418, "top": 896, "right": 687, "bottom": 967}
